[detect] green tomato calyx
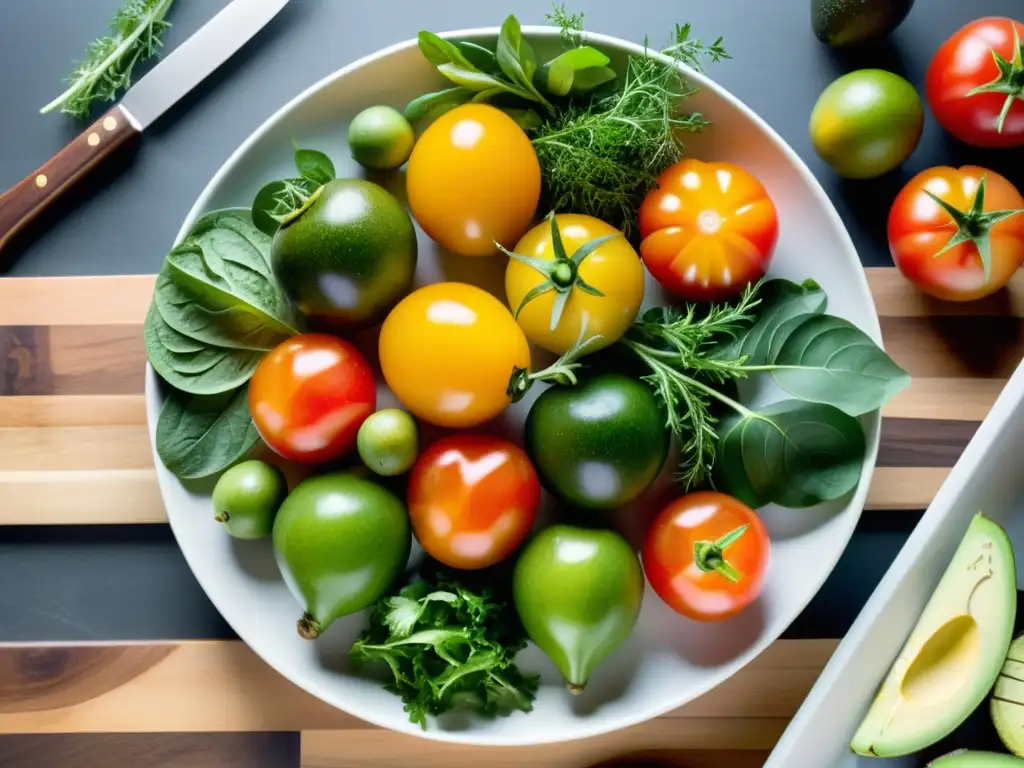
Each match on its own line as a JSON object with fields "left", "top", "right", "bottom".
{"left": 925, "top": 174, "right": 1024, "bottom": 283}
{"left": 965, "top": 24, "right": 1024, "bottom": 134}
{"left": 497, "top": 212, "right": 615, "bottom": 332}
{"left": 505, "top": 329, "right": 604, "bottom": 403}
{"left": 693, "top": 523, "right": 749, "bottom": 584}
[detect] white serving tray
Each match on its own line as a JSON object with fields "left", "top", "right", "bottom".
{"left": 766, "top": 359, "right": 1024, "bottom": 768}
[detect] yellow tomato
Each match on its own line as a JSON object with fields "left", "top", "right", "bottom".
{"left": 505, "top": 214, "right": 645, "bottom": 355}
{"left": 406, "top": 104, "right": 541, "bottom": 257}
{"left": 378, "top": 282, "right": 531, "bottom": 428}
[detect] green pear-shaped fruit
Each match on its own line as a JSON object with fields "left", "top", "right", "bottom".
{"left": 513, "top": 524, "right": 643, "bottom": 693}
{"left": 273, "top": 472, "right": 410, "bottom": 640}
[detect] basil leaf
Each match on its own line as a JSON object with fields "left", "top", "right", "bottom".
{"left": 436, "top": 63, "right": 515, "bottom": 94}
{"left": 155, "top": 383, "right": 260, "bottom": 480}
{"left": 293, "top": 145, "right": 335, "bottom": 186}
{"left": 472, "top": 87, "right": 505, "bottom": 104}
{"left": 404, "top": 87, "right": 473, "bottom": 122}
{"left": 767, "top": 314, "right": 910, "bottom": 416}
{"left": 455, "top": 41, "right": 501, "bottom": 74}
{"left": 543, "top": 46, "right": 610, "bottom": 96}
{"left": 144, "top": 304, "right": 263, "bottom": 395}
{"left": 497, "top": 15, "right": 540, "bottom": 95}
{"left": 712, "top": 278, "right": 826, "bottom": 364}
{"left": 568, "top": 66, "right": 617, "bottom": 95}
{"left": 714, "top": 400, "right": 866, "bottom": 509}
{"left": 501, "top": 107, "right": 543, "bottom": 131}
{"left": 418, "top": 31, "right": 478, "bottom": 70}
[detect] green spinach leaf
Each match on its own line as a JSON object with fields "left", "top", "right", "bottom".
{"left": 496, "top": 15, "right": 550, "bottom": 109}
{"left": 251, "top": 177, "right": 320, "bottom": 237}
{"left": 542, "top": 46, "right": 612, "bottom": 96}
{"left": 765, "top": 314, "right": 910, "bottom": 416}
{"left": 455, "top": 41, "right": 501, "bottom": 74}
{"left": 293, "top": 143, "right": 335, "bottom": 186}
{"left": 155, "top": 383, "right": 260, "bottom": 479}
{"left": 404, "top": 87, "right": 474, "bottom": 122}
{"left": 714, "top": 400, "right": 866, "bottom": 509}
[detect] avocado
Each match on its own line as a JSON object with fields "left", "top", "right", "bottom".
{"left": 930, "top": 751, "right": 1024, "bottom": 767}
{"left": 271, "top": 178, "right": 417, "bottom": 331}
{"left": 812, "top": 0, "right": 915, "bottom": 48}
{"left": 993, "top": 635, "right": 1024, "bottom": 756}
{"left": 851, "top": 513, "right": 1017, "bottom": 757}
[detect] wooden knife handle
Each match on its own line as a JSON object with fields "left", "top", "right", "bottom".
{"left": 0, "top": 105, "right": 141, "bottom": 269}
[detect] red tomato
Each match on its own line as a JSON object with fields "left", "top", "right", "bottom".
{"left": 642, "top": 491, "right": 770, "bottom": 622}
{"left": 888, "top": 165, "right": 1024, "bottom": 301}
{"left": 407, "top": 434, "right": 540, "bottom": 570}
{"left": 249, "top": 334, "right": 376, "bottom": 463}
{"left": 926, "top": 17, "right": 1024, "bottom": 148}
{"left": 638, "top": 159, "right": 778, "bottom": 302}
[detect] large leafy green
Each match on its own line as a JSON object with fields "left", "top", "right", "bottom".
{"left": 714, "top": 400, "right": 866, "bottom": 509}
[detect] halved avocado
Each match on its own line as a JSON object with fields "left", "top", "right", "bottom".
{"left": 851, "top": 514, "right": 1017, "bottom": 757}
{"left": 993, "top": 635, "right": 1024, "bottom": 756}
{"left": 929, "top": 751, "right": 1024, "bottom": 767}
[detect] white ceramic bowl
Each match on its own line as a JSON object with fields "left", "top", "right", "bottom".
{"left": 146, "top": 26, "right": 882, "bottom": 745}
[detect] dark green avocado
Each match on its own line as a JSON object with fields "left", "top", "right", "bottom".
{"left": 271, "top": 178, "right": 417, "bottom": 331}
{"left": 812, "top": 0, "right": 915, "bottom": 47}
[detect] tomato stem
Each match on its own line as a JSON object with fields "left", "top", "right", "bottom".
{"left": 693, "top": 523, "right": 748, "bottom": 583}
{"left": 965, "top": 23, "right": 1024, "bottom": 134}
{"left": 506, "top": 330, "right": 604, "bottom": 403}
{"left": 297, "top": 612, "right": 322, "bottom": 640}
{"left": 924, "top": 175, "right": 1024, "bottom": 283}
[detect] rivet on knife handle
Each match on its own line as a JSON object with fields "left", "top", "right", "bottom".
{"left": 0, "top": 105, "right": 140, "bottom": 266}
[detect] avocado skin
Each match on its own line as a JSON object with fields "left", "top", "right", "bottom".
{"left": 271, "top": 178, "right": 417, "bottom": 331}
{"left": 812, "top": 0, "right": 915, "bottom": 47}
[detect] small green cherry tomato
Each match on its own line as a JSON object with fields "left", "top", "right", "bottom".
{"left": 356, "top": 408, "right": 419, "bottom": 476}
{"left": 809, "top": 69, "right": 923, "bottom": 179}
{"left": 212, "top": 460, "right": 288, "bottom": 540}
{"left": 348, "top": 105, "right": 415, "bottom": 170}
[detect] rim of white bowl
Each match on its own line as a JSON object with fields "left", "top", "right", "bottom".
{"left": 148, "top": 25, "right": 883, "bottom": 746}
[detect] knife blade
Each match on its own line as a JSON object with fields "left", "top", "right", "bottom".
{"left": 0, "top": 0, "right": 292, "bottom": 268}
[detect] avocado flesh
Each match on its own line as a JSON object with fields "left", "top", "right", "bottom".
{"left": 993, "top": 636, "right": 1024, "bottom": 756}
{"left": 812, "top": 0, "right": 915, "bottom": 48}
{"left": 930, "top": 751, "right": 1024, "bottom": 767}
{"left": 851, "top": 514, "right": 1017, "bottom": 757}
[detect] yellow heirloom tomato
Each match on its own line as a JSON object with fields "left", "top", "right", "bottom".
{"left": 406, "top": 104, "right": 541, "bottom": 257}
{"left": 378, "top": 282, "right": 531, "bottom": 429}
{"left": 503, "top": 214, "right": 645, "bottom": 355}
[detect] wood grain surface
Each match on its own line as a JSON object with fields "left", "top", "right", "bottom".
{"left": 0, "top": 268, "right": 1014, "bottom": 524}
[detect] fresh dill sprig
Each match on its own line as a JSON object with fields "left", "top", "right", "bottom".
{"left": 623, "top": 284, "right": 759, "bottom": 489}
{"left": 546, "top": 3, "right": 586, "bottom": 48}
{"left": 530, "top": 21, "right": 728, "bottom": 237}
{"left": 41, "top": 0, "right": 175, "bottom": 119}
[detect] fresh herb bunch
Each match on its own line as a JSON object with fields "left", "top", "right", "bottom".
{"left": 351, "top": 575, "right": 538, "bottom": 729}
{"left": 41, "top": 0, "right": 175, "bottom": 118}
{"left": 621, "top": 279, "right": 910, "bottom": 507}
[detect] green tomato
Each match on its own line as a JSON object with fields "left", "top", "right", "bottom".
{"left": 212, "top": 460, "right": 287, "bottom": 540}
{"left": 273, "top": 472, "right": 410, "bottom": 639}
{"left": 348, "top": 105, "right": 415, "bottom": 171}
{"left": 524, "top": 373, "right": 670, "bottom": 510}
{"left": 809, "top": 69, "right": 923, "bottom": 179}
{"left": 356, "top": 408, "right": 419, "bottom": 476}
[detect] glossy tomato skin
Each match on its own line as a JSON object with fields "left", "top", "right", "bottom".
{"left": 638, "top": 159, "right": 778, "bottom": 302}
{"left": 408, "top": 434, "right": 540, "bottom": 570}
{"left": 505, "top": 214, "right": 645, "bottom": 354}
{"left": 406, "top": 104, "right": 541, "bottom": 256}
{"left": 642, "top": 491, "right": 770, "bottom": 622}
{"left": 926, "top": 18, "right": 1024, "bottom": 148}
{"left": 378, "top": 282, "right": 531, "bottom": 428}
{"left": 889, "top": 166, "right": 1024, "bottom": 301}
{"left": 249, "top": 334, "right": 376, "bottom": 464}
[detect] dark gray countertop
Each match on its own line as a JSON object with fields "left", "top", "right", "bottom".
{"left": 0, "top": 0, "right": 1020, "bottom": 641}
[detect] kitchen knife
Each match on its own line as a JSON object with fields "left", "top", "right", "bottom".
{"left": 0, "top": 0, "right": 291, "bottom": 267}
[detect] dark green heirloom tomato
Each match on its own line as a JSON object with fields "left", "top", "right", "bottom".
{"left": 272, "top": 472, "right": 410, "bottom": 640}
{"left": 271, "top": 178, "right": 417, "bottom": 331}
{"left": 809, "top": 69, "right": 923, "bottom": 179}
{"left": 513, "top": 524, "right": 644, "bottom": 693}
{"left": 524, "top": 373, "right": 669, "bottom": 510}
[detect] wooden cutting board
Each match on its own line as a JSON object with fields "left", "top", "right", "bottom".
{"left": 0, "top": 267, "right": 1019, "bottom": 767}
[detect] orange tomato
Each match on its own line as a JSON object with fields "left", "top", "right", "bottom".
{"left": 406, "top": 104, "right": 541, "bottom": 257}
{"left": 407, "top": 434, "right": 540, "bottom": 569}
{"left": 249, "top": 334, "right": 376, "bottom": 464}
{"left": 642, "top": 491, "right": 770, "bottom": 622}
{"left": 638, "top": 159, "right": 779, "bottom": 302}
{"left": 378, "top": 282, "right": 531, "bottom": 428}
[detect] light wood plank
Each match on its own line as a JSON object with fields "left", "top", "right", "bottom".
{"left": 0, "top": 426, "right": 152, "bottom": 471}
{"left": 882, "top": 378, "right": 1004, "bottom": 422}
{"left": 0, "top": 395, "right": 146, "bottom": 428}
{"left": 866, "top": 267, "right": 1024, "bottom": 318}
{"left": 865, "top": 467, "right": 948, "bottom": 510}
{"left": 0, "top": 469, "right": 163, "bottom": 525}
{"left": 0, "top": 639, "right": 835, "bottom": 735}
{"left": 0, "top": 276, "right": 155, "bottom": 327}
